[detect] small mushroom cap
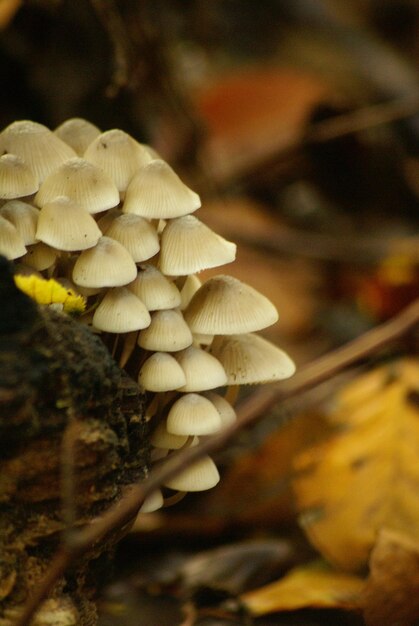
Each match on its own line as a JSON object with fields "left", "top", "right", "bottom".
{"left": 36, "top": 196, "right": 102, "bottom": 251}
{"left": 0, "top": 215, "right": 26, "bottom": 259}
{"left": 83, "top": 128, "right": 151, "bottom": 191}
{"left": 204, "top": 391, "right": 237, "bottom": 427}
{"left": 54, "top": 118, "right": 101, "bottom": 156}
{"left": 92, "top": 287, "right": 151, "bottom": 333}
{"left": 0, "top": 153, "right": 38, "bottom": 198}
{"left": 159, "top": 215, "right": 236, "bottom": 276}
{"left": 129, "top": 264, "right": 181, "bottom": 310}
{"left": 166, "top": 393, "right": 222, "bottom": 436}
{"left": 106, "top": 214, "right": 160, "bottom": 262}
{"left": 184, "top": 275, "right": 279, "bottom": 334}
{"left": 163, "top": 454, "right": 220, "bottom": 492}
{"left": 72, "top": 236, "right": 137, "bottom": 287}
{"left": 138, "top": 489, "right": 164, "bottom": 513}
{"left": 210, "top": 333, "right": 296, "bottom": 384}
{"left": 0, "top": 120, "right": 76, "bottom": 183}
{"left": 0, "top": 200, "right": 39, "bottom": 245}
{"left": 35, "top": 157, "right": 120, "bottom": 214}
{"left": 179, "top": 274, "right": 202, "bottom": 310}
{"left": 22, "top": 242, "right": 57, "bottom": 270}
{"left": 151, "top": 420, "right": 189, "bottom": 449}
{"left": 122, "top": 159, "right": 201, "bottom": 219}
{"left": 139, "top": 352, "right": 186, "bottom": 392}
{"left": 175, "top": 345, "right": 227, "bottom": 392}
{"left": 138, "top": 309, "right": 193, "bottom": 351}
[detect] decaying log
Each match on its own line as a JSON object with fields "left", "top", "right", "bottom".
{"left": 0, "top": 258, "right": 149, "bottom": 625}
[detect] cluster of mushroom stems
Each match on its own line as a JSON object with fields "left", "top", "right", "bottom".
{"left": 0, "top": 118, "right": 296, "bottom": 512}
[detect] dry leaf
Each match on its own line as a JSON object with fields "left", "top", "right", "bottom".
{"left": 241, "top": 560, "right": 364, "bottom": 616}
{"left": 292, "top": 359, "right": 419, "bottom": 571}
{"left": 362, "top": 528, "right": 419, "bottom": 626}
{"left": 194, "top": 67, "right": 330, "bottom": 181}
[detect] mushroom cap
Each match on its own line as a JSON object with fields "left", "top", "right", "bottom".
{"left": 83, "top": 128, "right": 151, "bottom": 191}
{"left": 139, "top": 351, "right": 186, "bottom": 392}
{"left": 0, "top": 153, "right": 39, "bottom": 199}
{"left": 54, "top": 118, "right": 101, "bottom": 156}
{"left": 138, "top": 308, "right": 193, "bottom": 351}
{"left": 151, "top": 420, "right": 189, "bottom": 449}
{"left": 138, "top": 489, "right": 164, "bottom": 513}
{"left": 159, "top": 215, "right": 236, "bottom": 276}
{"left": 72, "top": 236, "right": 137, "bottom": 287}
{"left": 210, "top": 333, "right": 296, "bottom": 384}
{"left": 204, "top": 391, "right": 237, "bottom": 427}
{"left": 166, "top": 393, "right": 222, "bottom": 436}
{"left": 179, "top": 274, "right": 202, "bottom": 310}
{"left": 92, "top": 287, "right": 151, "bottom": 332}
{"left": 0, "top": 215, "right": 26, "bottom": 259}
{"left": 35, "top": 157, "right": 120, "bottom": 214}
{"left": 122, "top": 159, "right": 201, "bottom": 219}
{"left": 0, "top": 200, "right": 39, "bottom": 245}
{"left": 36, "top": 196, "right": 102, "bottom": 251}
{"left": 184, "top": 275, "right": 279, "bottom": 334}
{"left": 129, "top": 264, "right": 181, "bottom": 310}
{"left": 22, "top": 242, "right": 57, "bottom": 270}
{"left": 174, "top": 345, "right": 227, "bottom": 392}
{"left": 0, "top": 120, "right": 76, "bottom": 183}
{"left": 163, "top": 454, "right": 220, "bottom": 492}
{"left": 106, "top": 214, "right": 160, "bottom": 262}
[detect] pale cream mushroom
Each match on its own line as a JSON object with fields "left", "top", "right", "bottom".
{"left": 210, "top": 333, "right": 296, "bottom": 385}
{"left": 0, "top": 215, "right": 26, "bottom": 259}
{"left": 92, "top": 287, "right": 151, "bottom": 333}
{"left": 0, "top": 153, "right": 38, "bottom": 198}
{"left": 36, "top": 196, "right": 102, "bottom": 251}
{"left": 72, "top": 236, "right": 137, "bottom": 287}
{"left": 138, "top": 489, "right": 164, "bottom": 513}
{"left": 159, "top": 215, "right": 236, "bottom": 276}
{"left": 139, "top": 352, "right": 186, "bottom": 392}
{"left": 151, "top": 420, "right": 189, "bottom": 449}
{"left": 83, "top": 128, "right": 151, "bottom": 191}
{"left": 0, "top": 200, "right": 39, "bottom": 245}
{"left": 129, "top": 264, "right": 181, "bottom": 310}
{"left": 204, "top": 391, "right": 237, "bottom": 427}
{"left": 0, "top": 120, "right": 76, "bottom": 183}
{"left": 22, "top": 242, "right": 57, "bottom": 271}
{"left": 179, "top": 274, "right": 202, "bottom": 310}
{"left": 35, "top": 157, "right": 120, "bottom": 215}
{"left": 163, "top": 455, "right": 220, "bottom": 492}
{"left": 138, "top": 309, "right": 193, "bottom": 351}
{"left": 122, "top": 159, "right": 201, "bottom": 219}
{"left": 54, "top": 118, "right": 101, "bottom": 156}
{"left": 106, "top": 214, "right": 160, "bottom": 262}
{"left": 166, "top": 393, "right": 222, "bottom": 436}
{"left": 184, "top": 275, "right": 278, "bottom": 335}
{"left": 174, "top": 345, "right": 227, "bottom": 392}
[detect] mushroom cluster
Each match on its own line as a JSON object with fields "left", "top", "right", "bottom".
{"left": 0, "top": 118, "right": 296, "bottom": 509}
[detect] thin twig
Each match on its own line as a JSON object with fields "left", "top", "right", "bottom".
{"left": 14, "top": 297, "right": 419, "bottom": 626}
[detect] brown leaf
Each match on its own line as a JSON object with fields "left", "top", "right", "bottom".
{"left": 292, "top": 359, "right": 419, "bottom": 571}
{"left": 362, "top": 528, "right": 419, "bottom": 626}
{"left": 241, "top": 560, "right": 364, "bottom": 616}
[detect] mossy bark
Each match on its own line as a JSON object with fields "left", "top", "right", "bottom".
{"left": 0, "top": 260, "right": 149, "bottom": 625}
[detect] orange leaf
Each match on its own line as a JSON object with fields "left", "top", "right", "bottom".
{"left": 292, "top": 359, "right": 419, "bottom": 571}
{"left": 241, "top": 560, "right": 364, "bottom": 616}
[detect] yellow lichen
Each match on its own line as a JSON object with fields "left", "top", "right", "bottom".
{"left": 14, "top": 274, "right": 86, "bottom": 315}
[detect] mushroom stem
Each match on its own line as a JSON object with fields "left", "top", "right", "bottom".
{"left": 225, "top": 384, "right": 240, "bottom": 406}
{"left": 163, "top": 490, "right": 187, "bottom": 507}
{"left": 119, "top": 331, "right": 139, "bottom": 368}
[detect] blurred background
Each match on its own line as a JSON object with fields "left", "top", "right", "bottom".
{"left": 3, "top": 1, "right": 419, "bottom": 624}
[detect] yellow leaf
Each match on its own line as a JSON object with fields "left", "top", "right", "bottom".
{"left": 241, "top": 561, "right": 364, "bottom": 616}
{"left": 292, "top": 360, "right": 419, "bottom": 571}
